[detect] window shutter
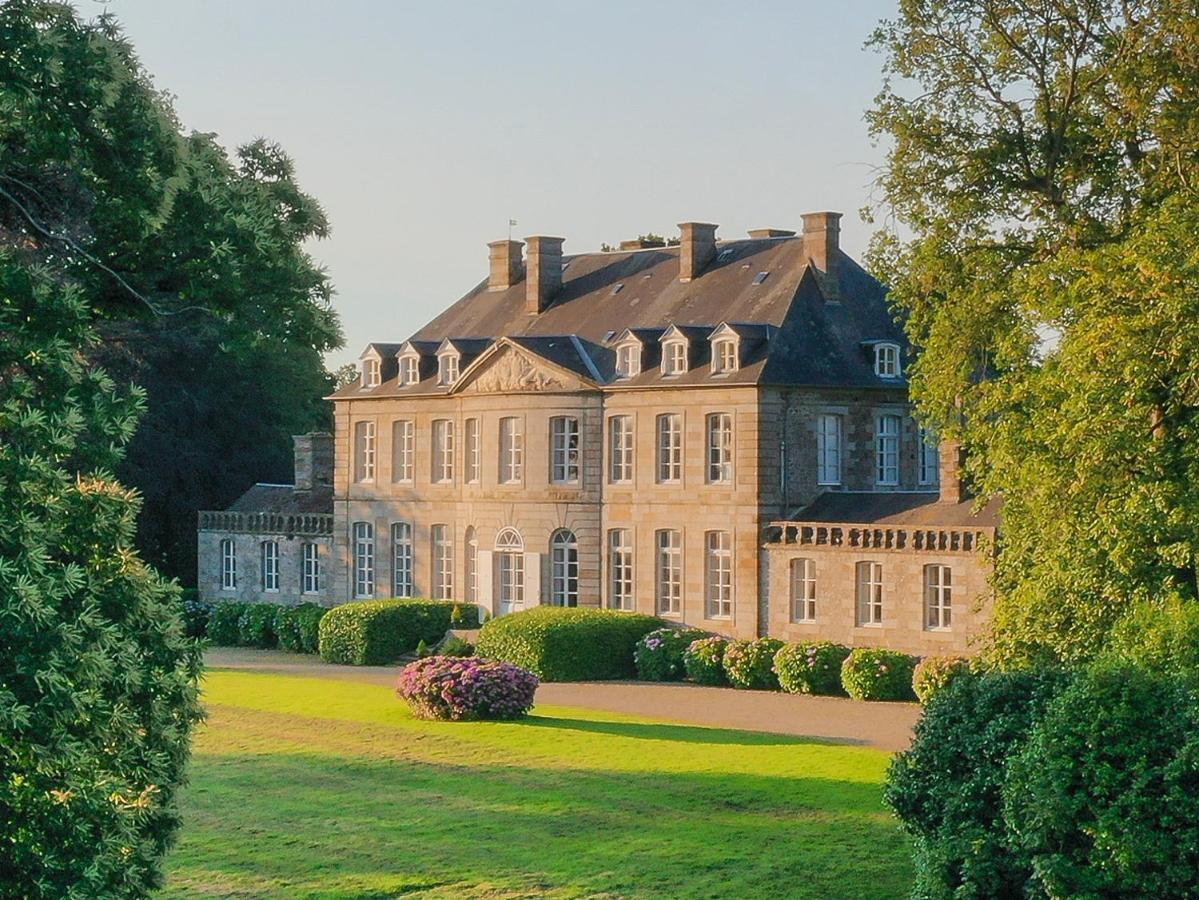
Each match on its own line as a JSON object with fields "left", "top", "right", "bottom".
{"left": 523, "top": 551, "right": 542, "bottom": 606}
{"left": 477, "top": 550, "right": 493, "bottom": 618}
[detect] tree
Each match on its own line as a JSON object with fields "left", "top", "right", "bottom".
{"left": 867, "top": 0, "right": 1199, "bottom": 664}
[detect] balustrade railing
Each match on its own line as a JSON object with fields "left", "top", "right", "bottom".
{"left": 765, "top": 521, "right": 989, "bottom": 554}
{"left": 197, "top": 510, "right": 334, "bottom": 536}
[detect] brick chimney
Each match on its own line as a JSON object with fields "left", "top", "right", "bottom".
{"left": 678, "top": 222, "right": 718, "bottom": 282}
{"left": 488, "top": 239, "right": 523, "bottom": 292}
{"left": 937, "top": 438, "right": 966, "bottom": 505}
{"left": 525, "top": 235, "right": 564, "bottom": 315}
{"left": 801, "top": 212, "right": 842, "bottom": 298}
{"left": 294, "top": 432, "right": 333, "bottom": 491}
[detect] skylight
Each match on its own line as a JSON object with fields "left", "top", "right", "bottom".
{"left": 752, "top": 271, "right": 769, "bottom": 285}
{"left": 611, "top": 283, "right": 624, "bottom": 295}
{"left": 717, "top": 248, "right": 737, "bottom": 263}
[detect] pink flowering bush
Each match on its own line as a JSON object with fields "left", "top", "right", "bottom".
{"left": 840, "top": 648, "right": 917, "bottom": 701}
{"left": 635, "top": 628, "right": 709, "bottom": 681}
{"left": 683, "top": 636, "right": 729, "bottom": 685}
{"left": 773, "top": 641, "right": 851, "bottom": 695}
{"left": 912, "top": 654, "right": 972, "bottom": 705}
{"left": 723, "top": 638, "right": 785, "bottom": 690}
{"left": 396, "top": 656, "right": 539, "bottom": 721}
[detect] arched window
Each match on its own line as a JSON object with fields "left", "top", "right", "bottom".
{"left": 495, "top": 528, "right": 524, "bottom": 615}
{"left": 550, "top": 530, "right": 578, "bottom": 607}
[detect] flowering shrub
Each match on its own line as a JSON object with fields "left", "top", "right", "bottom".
{"left": 635, "top": 628, "right": 708, "bottom": 681}
{"left": 180, "top": 590, "right": 214, "bottom": 639}
{"left": 773, "top": 641, "right": 851, "bottom": 695}
{"left": 207, "top": 601, "right": 249, "bottom": 646}
{"left": 237, "top": 603, "right": 278, "bottom": 648}
{"left": 723, "top": 638, "right": 785, "bottom": 690}
{"left": 683, "top": 636, "right": 729, "bottom": 685}
{"left": 841, "top": 648, "right": 918, "bottom": 701}
{"left": 275, "top": 602, "right": 328, "bottom": 654}
{"left": 396, "top": 656, "right": 539, "bottom": 721}
{"left": 912, "top": 654, "right": 972, "bottom": 705}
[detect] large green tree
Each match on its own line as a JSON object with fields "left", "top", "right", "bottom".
{"left": 867, "top": 0, "right": 1199, "bottom": 665}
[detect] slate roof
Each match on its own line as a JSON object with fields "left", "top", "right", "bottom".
{"left": 789, "top": 492, "right": 1001, "bottom": 529}
{"left": 226, "top": 483, "right": 333, "bottom": 515}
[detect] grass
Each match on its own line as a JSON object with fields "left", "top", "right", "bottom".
{"left": 163, "top": 669, "right": 913, "bottom": 898}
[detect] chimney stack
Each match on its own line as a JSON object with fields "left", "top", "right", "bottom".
{"left": 525, "top": 235, "right": 564, "bottom": 315}
{"left": 678, "top": 222, "right": 718, "bottom": 282}
{"left": 294, "top": 432, "right": 333, "bottom": 491}
{"left": 747, "top": 227, "right": 796, "bottom": 239}
{"left": 488, "top": 239, "right": 524, "bottom": 292}
{"left": 937, "top": 438, "right": 966, "bottom": 505}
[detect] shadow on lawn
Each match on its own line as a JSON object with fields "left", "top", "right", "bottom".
{"left": 521, "top": 713, "right": 867, "bottom": 747}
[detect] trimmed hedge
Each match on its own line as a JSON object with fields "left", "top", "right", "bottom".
{"left": 276, "top": 602, "right": 328, "bottom": 654}
{"left": 723, "top": 638, "right": 785, "bottom": 690}
{"left": 841, "top": 648, "right": 918, "bottom": 701}
{"left": 634, "top": 627, "right": 709, "bottom": 681}
{"left": 319, "top": 599, "right": 480, "bottom": 665}
{"left": 774, "top": 641, "right": 851, "bottom": 695}
{"left": 207, "top": 601, "right": 248, "bottom": 646}
{"left": 912, "top": 655, "right": 971, "bottom": 705}
{"left": 683, "top": 636, "right": 728, "bottom": 685}
{"left": 475, "top": 607, "right": 663, "bottom": 681}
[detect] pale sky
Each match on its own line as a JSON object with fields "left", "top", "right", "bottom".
{"left": 85, "top": 0, "right": 898, "bottom": 366}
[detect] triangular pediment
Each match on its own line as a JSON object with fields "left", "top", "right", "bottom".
{"left": 454, "top": 342, "right": 588, "bottom": 395}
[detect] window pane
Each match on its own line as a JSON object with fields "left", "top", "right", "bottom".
{"left": 856, "top": 561, "right": 882, "bottom": 625}
{"left": 790, "top": 558, "right": 816, "bottom": 622}
{"left": 609, "top": 416, "right": 633, "bottom": 483}
{"left": 500, "top": 417, "right": 523, "bottom": 483}
{"left": 876, "top": 415, "right": 900, "bottom": 485}
{"left": 656, "top": 414, "right": 682, "bottom": 483}
{"left": 705, "top": 531, "right": 732, "bottom": 618}
{"left": 392, "top": 522, "right": 413, "bottom": 597}
{"left": 353, "top": 522, "right": 375, "bottom": 598}
{"left": 608, "top": 529, "right": 633, "bottom": 610}
{"left": 655, "top": 529, "right": 682, "bottom": 614}
{"left": 432, "top": 524, "right": 453, "bottom": 600}
{"left": 707, "top": 413, "right": 733, "bottom": 483}
{"left": 392, "top": 420, "right": 414, "bottom": 483}
{"left": 551, "top": 530, "right": 579, "bottom": 607}
{"left": 551, "top": 417, "right": 580, "bottom": 484}
{"left": 354, "top": 421, "right": 376, "bottom": 482}
{"left": 817, "top": 414, "right": 841, "bottom": 485}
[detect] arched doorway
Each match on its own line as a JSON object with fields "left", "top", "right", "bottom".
{"left": 495, "top": 527, "right": 524, "bottom": 616}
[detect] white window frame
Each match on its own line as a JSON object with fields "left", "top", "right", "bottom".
{"left": 220, "top": 538, "right": 236, "bottom": 591}
{"left": 655, "top": 529, "right": 682, "bottom": 615}
{"left": 301, "top": 542, "right": 321, "bottom": 595}
{"left": 464, "top": 417, "right": 481, "bottom": 484}
{"left": 499, "top": 416, "right": 523, "bottom": 484}
{"left": 925, "top": 564, "right": 952, "bottom": 630}
{"left": 856, "top": 561, "right": 883, "bottom": 626}
{"left": 816, "top": 414, "right": 842, "bottom": 486}
{"left": 438, "top": 353, "right": 459, "bottom": 387}
{"left": 496, "top": 528, "right": 525, "bottom": 615}
{"left": 392, "top": 419, "right": 414, "bottom": 484}
{"left": 465, "top": 526, "right": 478, "bottom": 603}
{"left": 608, "top": 528, "right": 634, "bottom": 611}
{"left": 431, "top": 524, "right": 453, "bottom": 600}
{"left": 706, "top": 412, "right": 734, "bottom": 484}
{"left": 712, "top": 339, "right": 738, "bottom": 374}
{"left": 876, "top": 414, "right": 900, "bottom": 486}
{"left": 353, "top": 521, "right": 375, "bottom": 599}
{"left": 550, "top": 529, "right": 579, "bottom": 607}
{"left": 661, "top": 340, "right": 687, "bottom": 376}
{"left": 615, "top": 343, "right": 641, "bottom": 379}
{"left": 705, "top": 530, "right": 733, "bottom": 618}
{"left": 432, "top": 418, "right": 455, "bottom": 484}
{"left": 363, "top": 357, "right": 381, "bottom": 388}
{"left": 790, "top": 557, "right": 816, "bottom": 622}
{"left": 353, "top": 420, "right": 376, "bottom": 483}
{"left": 609, "top": 415, "right": 634, "bottom": 484}
{"left": 875, "top": 343, "right": 901, "bottom": 378}
{"left": 656, "top": 413, "right": 682, "bottom": 483}
{"left": 261, "top": 540, "right": 279, "bottom": 593}
{"left": 398, "top": 354, "right": 419, "bottom": 386}
{"left": 919, "top": 427, "right": 940, "bottom": 486}
{"left": 550, "top": 416, "right": 580, "bottom": 485}
{"left": 391, "top": 521, "right": 413, "bottom": 597}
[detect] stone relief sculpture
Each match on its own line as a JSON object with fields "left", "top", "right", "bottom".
{"left": 466, "top": 349, "right": 569, "bottom": 393}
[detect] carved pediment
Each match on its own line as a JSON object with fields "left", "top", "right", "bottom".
{"left": 458, "top": 346, "right": 582, "bottom": 394}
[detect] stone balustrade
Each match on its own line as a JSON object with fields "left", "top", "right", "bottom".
{"left": 197, "top": 510, "right": 333, "bottom": 537}
{"left": 764, "top": 520, "right": 990, "bottom": 554}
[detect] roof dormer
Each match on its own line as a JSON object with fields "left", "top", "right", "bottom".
{"left": 395, "top": 341, "right": 424, "bottom": 387}
{"left": 709, "top": 323, "right": 741, "bottom": 376}
{"left": 358, "top": 346, "right": 383, "bottom": 389}
{"left": 436, "top": 339, "right": 462, "bottom": 387}
{"left": 862, "top": 340, "right": 902, "bottom": 379}
{"left": 611, "top": 330, "right": 644, "bottom": 380}
{"left": 659, "top": 325, "right": 691, "bottom": 377}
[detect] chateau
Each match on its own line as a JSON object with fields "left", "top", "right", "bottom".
{"left": 198, "top": 212, "right": 997, "bottom": 655}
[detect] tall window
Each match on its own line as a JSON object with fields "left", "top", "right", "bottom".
{"left": 705, "top": 531, "right": 733, "bottom": 618}
{"left": 438, "top": 354, "right": 459, "bottom": 386}
{"left": 392, "top": 419, "right": 414, "bottom": 483}
{"left": 464, "top": 418, "right": 481, "bottom": 483}
{"left": 919, "top": 427, "right": 940, "bottom": 485}
{"left": 609, "top": 415, "right": 634, "bottom": 483}
{"left": 874, "top": 343, "right": 900, "bottom": 378}
{"left": 220, "top": 538, "right": 236, "bottom": 590}
{"left": 432, "top": 419, "right": 455, "bottom": 483}
{"left": 706, "top": 413, "right": 734, "bottom": 484}
{"left": 608, "top": 529, "right": 633, "bottom": 610}
{"left": 615, "top": 343, "right": 640, "bottom": 379}
{"left": 816, "top": 414, "right": 841, "bottom": 485}
{"left": 876, "top": 415, "right": 900, "bottom": 485}
{"left": 550, "top": 416, "right": 580, "bottom": 484}
{"left": 712, "top": 340, "right": 737, "bottom": 374}
{"left": 353, "top": 522, "right": 374, "bottom": 599}
{"left": 655, "top": 529, "right": 682, "bottom": 615}
{"left": 363, "top": 357, "right": 381, "bottom": 387}
{"left": 391, "top": 522, "right": 413, "bottom": 597}
{"left": 790, "top": 558, "right": 816, "bottom": 622}
{"left": 302, "top": 542, "right": 321, "bottom": 594}
{"left": 499, "top": 417, "right": 523, "bottom": 483}
{"left": 496, "top": 528, "right": 524, "bottom": 615}
{"left": 431, "top": 525, "right": 453, "bottom": 600}
{"left": 550, "top": 529, "right": 579, "bottom": 607}
{"left": 353, "top": 421, "right": 376, "bottom": 482}
{"left": 398, "top": 354, "right": 419, "bottom": 386}
{"left": 662, "top": 341, "right": 687, "bottom": 376}
{"left": 925, "top": 565, "right": 952, "bottom": 630}
{"left": 656, "top": 414, "right": 682, "bottom": 483}
{"left": 856, "top": 561, "right": 883, "bottom": 626}
{"left": 464, "top": 526, "right": 478, "bottom": 603}
{"left": 261, "top": 540, "right": 279, "bottom": 592}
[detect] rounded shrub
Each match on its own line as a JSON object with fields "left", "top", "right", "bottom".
{"left": 275, "top": 602, "right": 327, "bottom": 654}
{"left": 912, "top": 655, "right": 972, "bottom": 705}
{"left": 773, "top": 641, "right": 851, "bottom": 695}
{"left": 475, "top": 607, "right": 663, "bottom": 681}
{"left": 397, "top": 656, "right": 539, "bottom": 721}
{"left": 683, "top": 636, "right": 728, "bottom": 685}
{"left": 319, "top": 599, "right": 480, "bottom": 666}
{"left": 840, "top": 648, "right": 917, "bottom": 701}
{"left": 207, "top": 601, "right": 248, "bottom": 646}
{"left": 179, "top": 589, "right": 212, "bottom": 639}
{"left": 634, "top": 627, "right": 708, "bottom": 681}
{"left": 723, "top": 638, "right": 785, "bottom": 690}
{"left": 237, "top": 603, "right": 278, "bottom": 648}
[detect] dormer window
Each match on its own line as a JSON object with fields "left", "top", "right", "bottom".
{"left": 875, "top": 343, "right": 901, "bottom": 378}
{"left": 438, "top": 353, "right": 459, "bottom": 386}
{"left": 662, "top": 341, "right": 687, "bottom": 377}
{"left": 712, "top": 339, "right": 738, "bottom": 375}
{"left": 398, "top": 354, "right": 419, "bottom": 387}
{"left": 615, "top": 343, "right": 641, "bottom": 379}
{"left": 363, "top": 357, "right": 381, "bottom": 388}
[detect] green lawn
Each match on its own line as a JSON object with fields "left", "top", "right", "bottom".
{"left": 164, "top": 669, "right": 912, "bottom": 898}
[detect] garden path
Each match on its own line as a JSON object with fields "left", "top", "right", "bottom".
{"left": 205, "top": 647, "right": 920, "bottom": 751}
